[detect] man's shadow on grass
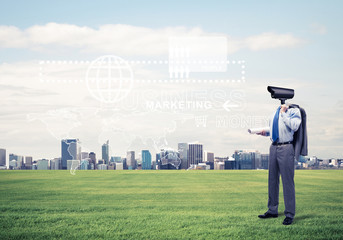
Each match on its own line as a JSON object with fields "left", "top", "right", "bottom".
{"left": 295, "top": 214, "right": 316, "bottom": 221}
{"left": 278, "top": 212, "right": 316, "bottom": 221}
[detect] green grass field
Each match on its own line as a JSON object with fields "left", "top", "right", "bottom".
{"left": 0, "top": 170, "right": 342, "bottom": 240}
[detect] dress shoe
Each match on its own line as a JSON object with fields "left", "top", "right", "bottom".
{"left": 282, "top": 217, "right": 293, "bottom": 225}
{"left": 258, "top": 212, "right": 278, "bottom": 218}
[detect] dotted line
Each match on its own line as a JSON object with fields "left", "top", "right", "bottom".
{"left": 38, "top": 60, "right": 245, "bottom": 65}
{"left": 39, "top": 79, "right": 246, "bottom": 84}
{"left": 241, "top": 64, "right": 245, "bottom": 81}
{"left": 38, "top": 60, "right": 246, "bottom": 83}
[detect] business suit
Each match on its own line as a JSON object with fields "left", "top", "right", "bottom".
{"left": 259, "top": 105, "right": 301, "bottom": 224}
{"left": 290, "top": 104, "right": 308, "bottom": 161}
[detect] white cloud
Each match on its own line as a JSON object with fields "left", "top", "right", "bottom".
{"left": 0, "top": 23, "right": 304, "bottom": 56}
{"left": 0, "top": 26, "right": 27, "bottom": 48}
{"left": 245, "top": 32, "right": 305, "bottom": 51}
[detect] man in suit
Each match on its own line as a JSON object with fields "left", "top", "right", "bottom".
{"left": 258, "top": 104, "right": 301, "bottom": 225}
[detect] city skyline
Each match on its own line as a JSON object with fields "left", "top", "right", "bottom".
{"left": 0, "top": 137, "right": 340, "bottom": 170}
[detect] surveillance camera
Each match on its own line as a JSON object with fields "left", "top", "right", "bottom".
{"left": 267, "top": 86, "right": 294, "bottom": 104}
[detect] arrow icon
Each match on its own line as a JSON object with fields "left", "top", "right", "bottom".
{"left": 223, "top": 100, "right": 239, "bottom": 112}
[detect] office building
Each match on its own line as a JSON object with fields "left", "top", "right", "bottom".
{"left": 102, "top": 140, "right": 109, "bottom": 164}
{"left": 25, "top": 156, "right": 33, "bottom": 169}
{"left": 233, "top": 150, "right": 243, "bottom": 169}
{"left": 224, "top": 157, "right": 236, "bottom": 169}
{"left": 50, "top": 158, "right": 60, "bottom": 170}
{"left": 0, "top": 148, "right": 6, "bottom": 166}
{"left": 204, "top": 151, "right": 214, "bottom": 162}
{"left": 126, "top": 151, "right": 136, "bottom": 170}
{"left": 142, "top": 150, "right": 152, "bottom": 170}
{"left": 61, "top": 139, "right": 80, "bottom": 170}
{"left": 205, "top": 161, "right": 214, "bottom": 170}
{"left": 239, "top": 152, "right": 254, "bottom": 169}
{"left": 188, "top": 143, "right": 203, "bottom": 168}
{"left": 178, "top": 143, "right": 188, "bottom": 169}
{"left": 116, "top": 162, "right": 123, "bottom": 170}
{"left": 197, "top": 163, "right": 210, "bottom": 170}
{"left": 214, "top": 161, "right": 225, "bottom": 170}
{"left": 120, "top": 158, "right": 126, "bottom": 169}
{"left": 89, "top": 152, "right": 96, "bottom": 169}
{"left": 37, "top": 159, "right": 49, "bottom": 170}
{"left": 234, "top": 150, "right": 261, "bottom": 169}
{"left": 98, "top": 164, "right": 108, "bottom": 170}
{"left": 214, "top": 156, "right": 235, "bottom": 170}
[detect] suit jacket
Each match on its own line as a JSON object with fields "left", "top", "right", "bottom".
{"left": 290, "top": 104, "right": 308, "bottom": 161}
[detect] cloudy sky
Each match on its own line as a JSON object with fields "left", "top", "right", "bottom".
{"left": 0, "top": 0, "right": 342, "bottom": 163}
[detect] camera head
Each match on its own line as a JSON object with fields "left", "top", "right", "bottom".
{"left": 267, "top": 86, "right": 294, "bottom": 104}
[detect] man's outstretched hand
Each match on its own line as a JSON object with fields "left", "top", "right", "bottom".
{"left": 257, "top": 130, "right": 267, "bottom": 136}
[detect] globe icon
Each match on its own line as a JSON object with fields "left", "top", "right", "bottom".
{"left": 86, "top": 55, "right": 133, "bottom": 103}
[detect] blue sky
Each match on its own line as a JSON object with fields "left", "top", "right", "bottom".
{"left": 1, "top": 0, "right": 342, "bottom": 81}
{"left": 0, "top": 1, "right": 340, "bottom": 31}
{"left": 0, "top": 0, "right": 342, "bottom": 160}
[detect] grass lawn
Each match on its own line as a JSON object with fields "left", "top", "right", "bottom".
{"left": 0, "top": 170, "right": 342, "bottom": 239}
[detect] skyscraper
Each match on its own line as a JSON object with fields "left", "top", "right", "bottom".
{"left": 188, "top": 143, "right": 203, "bottom": 168}
{"left": 0, "top": 148, "right": 6, "bottom": 166}
{"left": 142, "top": 150, "right": 152, "bottom": 170}
{"left": 89, "top": 152, "right": 96, "bottom": 169}
{"left": 178, "top": 143, "right": 188, "bottom": 169}
{"left": 50, "top": 158, "right": 60, "bottom": 170}
{"left": 126, "top": 151, "right": 136, "bottom": 170}
{"left": 61, "top": 139, "right": 80, "bottom": 170}
{"left": 122, "top": 158, "right": 127, "bottom": 169}
{"left": 102, "top": 140, "right": 109, "bottom": 164}
{"left": 203, "top": 151, "right": 214, "bottom": 162}
{"left": 25, "top": 156, "right": 33, "bottom": 169}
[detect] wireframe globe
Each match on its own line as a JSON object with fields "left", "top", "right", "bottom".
{"left": 86, "top": 55, "right": 133, "bottom": 103}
